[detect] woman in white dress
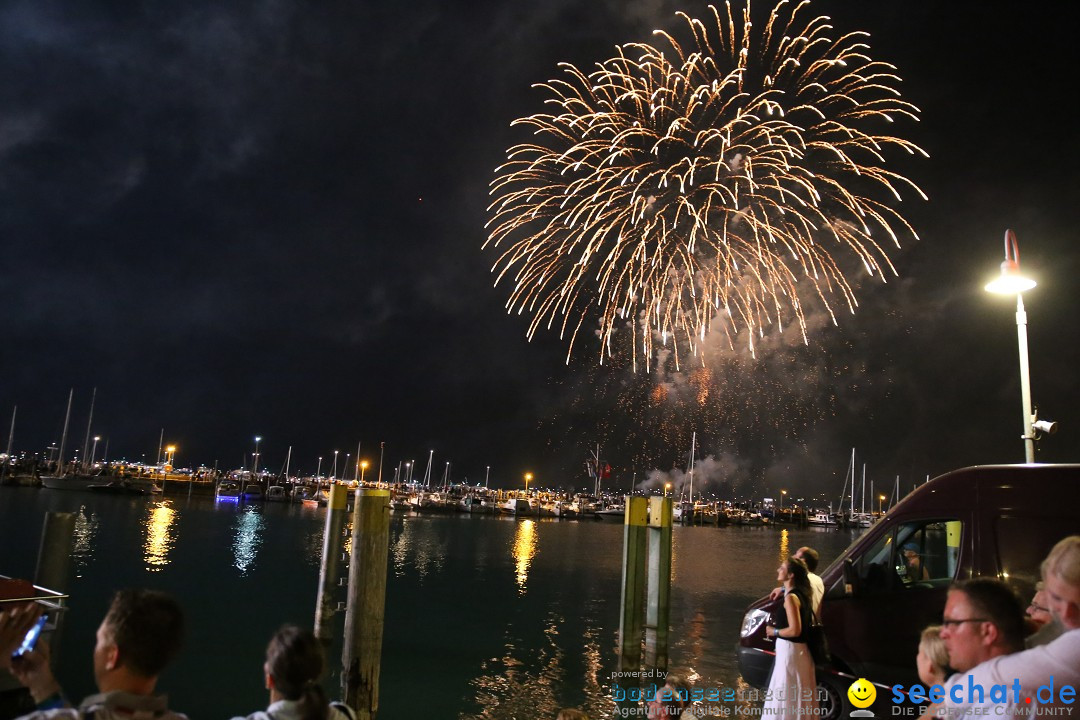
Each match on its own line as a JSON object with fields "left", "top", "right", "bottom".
{"left": 762, "top": 556, "right": 817, "bottom": 717}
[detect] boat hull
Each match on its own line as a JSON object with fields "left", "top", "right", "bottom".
{"left": 41, "top": 475, "right": 99, "bottom": 491}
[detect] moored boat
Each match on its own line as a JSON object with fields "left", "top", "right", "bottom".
{"left": 215, "top": 480, "right": 241, "bottom": 501}
{"left": 499, "top": 497, "right": 531, "bottom": 515}
{"left": 88, "top": 479, "right": 149, "bottom": 495}
{"left": 807, "top": 511, "right": 837, "bottom": 527}
{"left": 594, "top": 503, "right": 625, "bottom": 521}
{"left": 41, "top": 474, "right": 101, "bottom": 491}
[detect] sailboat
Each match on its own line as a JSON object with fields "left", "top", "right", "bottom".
{"left": 41, "top": 389, "right": 104, "bottom": 491}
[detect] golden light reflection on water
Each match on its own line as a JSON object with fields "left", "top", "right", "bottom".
{"left": 777, "top": 528, "right": 790, "bottom": 565}
{"left": 463, "top": 610, "right": 617, "bottom": 720}
{"left": 143, "top": 501, "right": 178, "bottom": 571}
{"left": 232, "top": 507, "right": 264, "bottom": 575}
{"left": 71, "top": 506, "right": 99, "bottom": 578}
{"left": 512, "top": 519, "right": 537, "bottom": 592}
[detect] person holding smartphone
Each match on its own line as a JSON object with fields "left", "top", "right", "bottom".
{"left": 0, "top": 589, "right": 188, "bottom": 720}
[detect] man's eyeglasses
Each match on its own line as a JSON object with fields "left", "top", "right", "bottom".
{"left": 1028, "top": 603, "right": 1050, "bottom": 613}
{"left": 941, "top": 618, "right": 989, "bottom": 628}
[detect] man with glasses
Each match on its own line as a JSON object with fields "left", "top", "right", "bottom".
{"left": 920, "top": 578, "right": 1026, "bottom": 717}
{"left": 1025, "top": 581, "right": 1064, "bottom": 648}
{"left": 922, "top": 536, "right": 1080, "bottom": 718}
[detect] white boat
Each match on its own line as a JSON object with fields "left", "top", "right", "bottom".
{"left": 215, "top": 480, "right": 241, "bottom": 501}
{"left": 266, "top": 486, "right": 288, "bottom": 502}
{"left": 549, "top": 500, "right": 577, "bottom": 518}
{"left": 499, "top": 497, "right": 531, "bottom": 515}
{"left": 41, "top": 473, "right": 101, "bottom": 491}
{"left": 807, "top": 511, "right": 837, "bottom": 527}
{"left": 850, "top": 512, "right": 874, "bottom": 528}
{"left": 594, "top": 503, "right": 625, "bottom": 521}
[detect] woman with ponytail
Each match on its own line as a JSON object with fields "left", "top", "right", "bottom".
{"left": 233, "top": 625, "right": 355, "bottom": 720}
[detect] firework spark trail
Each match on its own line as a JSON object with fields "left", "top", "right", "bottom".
{"left": 485, "top": 0, "right": 926, "bottom": 370}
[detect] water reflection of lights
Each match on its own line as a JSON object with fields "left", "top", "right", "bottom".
{"left": 777, "top": 528, "right": 790, "bottom": 566}
{"left": 463, "top": 611, "right": 567, "bottom": 720}
{"left": 143, "top": 501, "right": 178, "bottom": 571}
{"left": 232, "top": 507, "right": 264, "bottom": 575}
{"left": 390, "top": 518, "right": 447, "bottom": 581}
{"left": 71, "top": 506, "right": 99, "bottom": 578}
{"left": 512, "top": 519, "right": 537, "bottom": 592}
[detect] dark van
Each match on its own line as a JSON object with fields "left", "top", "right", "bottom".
{"left": 737, "top": 463, "right": 1080, "bottom": 719}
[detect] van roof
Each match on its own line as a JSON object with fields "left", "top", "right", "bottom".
{"left": 883, "top": 463, "right": 1080, "bottom": 518}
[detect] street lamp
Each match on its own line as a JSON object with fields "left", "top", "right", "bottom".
{"left": 316, "top": 456, "right": 323, "bottom": 481}
{"left": 360, "top": 460, "right": 369, "bottom": 485}
{"left": 485, "top": 465, "right": 490, "bottom": 488}
{"left": 90, "top": 436, "right": 101, "bottom": 468}
{"left": 878, "top": 494, "right": 886, "bottom": 514}
{"left": 985, "top": 229, "right": 1039, "bottom": 463}
{"left": 664, "top": 482, "right": 672, "bottom": 497}
{"left": 253, "top": 436, "right": 262, "bottom": 475}
{"left": 780, "top": 489, "right": 787, "bottom": 511}
{"left": 524, "top": 472, "right": 533, "bottom": 494}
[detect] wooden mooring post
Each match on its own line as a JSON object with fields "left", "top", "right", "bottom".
{"left": 617, "top": 496, "right": 648, "bottom": 671}
{"left": 341, "top": 488, "right": 390, "bottom": 720}
{"left": 314, "top": 483, "right": 350, "bottom": 646}
{"left": 35, "top": 511, "right": 76, "bottom": 596}
{"left": 644, "top": 496, "right": 672, "bottom": 669}
{"left": 616, "top": 494, "right": 674, "bottom": 712}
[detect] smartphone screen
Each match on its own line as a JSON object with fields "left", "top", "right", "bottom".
{"left": 12, "top": 614, "right": 47, "bottom": 658}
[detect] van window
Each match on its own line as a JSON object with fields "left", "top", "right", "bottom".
{"left": 856, "top": 519, "right": 962, "bottom": 592}
{"left": 996, "top": 515, "right": 1079, "bottom": 600}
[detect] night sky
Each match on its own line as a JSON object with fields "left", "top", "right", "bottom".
{"left": 1, "top": 0, "right": 1077, "bottom": 501}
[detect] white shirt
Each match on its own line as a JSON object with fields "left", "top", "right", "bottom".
{"left": 931, "top": 629, "right": 1079, "bottom": 718}
{"left": 972, "top": 627, "right": 1079, "bottom": 716}
{"left": 808, "top": 572, "right": 824, "bottom": 614}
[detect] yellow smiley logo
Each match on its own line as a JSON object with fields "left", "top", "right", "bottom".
{"left": 847, "top": 678, "right": 876, "bottom": 709}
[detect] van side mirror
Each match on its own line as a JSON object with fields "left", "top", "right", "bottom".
{"left": 843, "top": 557, "right": 860, "bottom": 596}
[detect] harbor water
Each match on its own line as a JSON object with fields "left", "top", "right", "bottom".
{"left": 0, "top": 488, "right": 858, "bottom": 718}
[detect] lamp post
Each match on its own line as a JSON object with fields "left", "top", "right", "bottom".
{"left": 985, "top": 229, "right": 1038, "bottom": 463}
{"left": 524, "top": 472, "right": 533, "bottom": 495}
{"left": 878, "top": 494, "right": 885, "bottom": 515}
{"left": 360, "top": 460, "right": 369, "bottom": 485}
{"left": 664, "top": 482, "right": 672, "bottom": 497}
{"left": 780, "top": 489, "right": 787, "bottom": 512}
{"left": 90, "top": 436, "right": 101, "bottom": 468}
{"left": 316, "top": 456, "right": 323, "bottom": 482}
{"left": 331, "top": 450, "right": 339, "bottom": 481}
{"left": 485, "top": 465, "right": 490, "bottom": 488}
{"left": 253, "top": 436, "right": 262, "bottom": 476}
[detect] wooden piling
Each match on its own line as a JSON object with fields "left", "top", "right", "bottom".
{"left": 34, "top": 511, "right": 76, "bottom": 659}
{"left": 645, "top": 497, "right": 672, "bottom": 670}
{"left": 617, "top": 496, "right": 648, "bottom": 671}
{"left": 35, "top": 512, "right": 76, "bottom": 594}
{"left": 341, "top": 488, "right": 390, "bottom": 719}
{"left": 314, "top": 483, "right": 349, "bottom": 646}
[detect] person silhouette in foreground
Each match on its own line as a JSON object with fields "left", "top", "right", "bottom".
{"left": 230, "top": 625, "right": 355, "bottom": 720}
{"left": 1, "top": 588, "right": 186, "bottom": 720}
